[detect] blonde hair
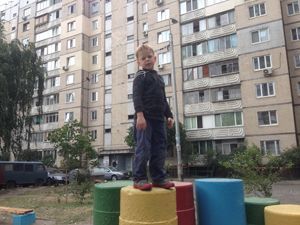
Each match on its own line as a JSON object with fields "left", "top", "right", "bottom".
{"left": 135, "top": 44, "right": 155, "bottom": 59}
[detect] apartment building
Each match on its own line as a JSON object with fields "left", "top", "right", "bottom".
{"left": 0, "top": 0, "right": 299, "bottom": 169}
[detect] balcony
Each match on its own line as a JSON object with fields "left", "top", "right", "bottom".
{"left": 41, "top": 52, "right": 60, "bottom": 62}
{"left": 35, "top": 36, "right": 60, "bottom": 48}
{"left": 36, "top": 2, "right": 62, "bottom": 17}
{"left": 32, "top": 122, "right": 59, "bottom": 131}
{"left": 35, "top": 19, "right": 62, "bottom": 33}
{"left": 180, "top": 9, "right": 205, "bottom": 23}
{"left": 186, "top": 126, "right": 245, "bottom": 140}
{"left": 182, "top": 24, "right": 236, "bottom": 45}
{"left": 184, "top": 100, "right": 242, "bottom": 115}
{"left": 183, "top": 73, "right": 240, "bottom": 91}
{"left": 182, "top": 48, "right": 238, "bottom": 68}
{"left": 30, "top": 141, "right": 53, "bottom": 150}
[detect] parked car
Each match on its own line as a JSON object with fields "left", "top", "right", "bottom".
{"left": 0, "top": 161, "right": 48, "bottom": 188}
{"left": 47, "top": 167, "right": 68, "bottom": 185}
{"left": 90, "top": 166, "right": 131, "bottom": 181}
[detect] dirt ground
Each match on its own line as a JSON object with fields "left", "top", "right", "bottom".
{"left": 1, "top": 180, "right": 300, "bottom": 225}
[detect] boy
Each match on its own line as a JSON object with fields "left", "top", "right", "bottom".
{"left": 132, "top": 44, "right": 175, "bottom": 191}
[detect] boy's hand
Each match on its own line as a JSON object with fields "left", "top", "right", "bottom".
{"left": 136, "top": 112, "right": 147, "bottom": 130}
{"left": 167, "top": 118, "right": 174, "bottom": 129}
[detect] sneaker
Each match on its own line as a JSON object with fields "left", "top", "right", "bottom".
{"left": 133, "top": 180, "right": 152, "bottom": 191}
{"left": 153, "top": 180, "right": 175, "bottom": 189}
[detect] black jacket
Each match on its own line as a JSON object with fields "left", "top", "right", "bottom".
{"left": 133, "top": 69, "right": 173, "bottom": 121}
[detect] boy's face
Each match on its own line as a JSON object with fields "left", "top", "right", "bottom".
{"left": 137, "top": 49, "right": 156, "bottom": 70}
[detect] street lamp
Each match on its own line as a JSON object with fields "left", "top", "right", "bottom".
{"left": 168, "top": 18, "right": 183, "bottom": 181}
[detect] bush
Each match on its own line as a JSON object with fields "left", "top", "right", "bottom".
{"left": 219, "top": 145, "right": 280, "bottom": 197}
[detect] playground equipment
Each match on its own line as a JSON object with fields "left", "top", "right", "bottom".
{"left": 92, "top": 178, "right": 300, "bottom": 225}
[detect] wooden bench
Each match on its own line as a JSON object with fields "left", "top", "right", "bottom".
{"left": 0, "top": 206, "right": 33, "bottom": 215}
{"left": 0, "top": 206, "right": 35, "bottom": 225}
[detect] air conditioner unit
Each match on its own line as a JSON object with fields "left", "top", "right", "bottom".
{"left": 158, "top": 64, "right": 164, "bottom": 70}
{"left": 143, "top": 31, "right": 148, "bottom": 36}
{"left": 62, "top": 66, "right": 69, "bottom": 71}
{"left": 263, "top": 68, "right": 272, "bottom": 76}
{"left": 22, "top": 16, "right": 27, "bottom": 21}
{"left": 156, "top": 0, "right": 163, "bottom": 5}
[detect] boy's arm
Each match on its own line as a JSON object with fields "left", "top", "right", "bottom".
{"left": 133, "top": 72, "right": 147, "bottom": 129}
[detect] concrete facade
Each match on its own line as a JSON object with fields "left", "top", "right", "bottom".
{"left": 0, "top": 0, "right": 299, "bottom": 169}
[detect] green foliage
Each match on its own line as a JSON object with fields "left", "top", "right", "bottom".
{"left": 0, "top": 21, "right": 44, "bottom": 159}
{"left": 48, "top": 120, "right": 97, "bottom": 170}
{"left": 219, "top": 145, "right": 280, "bottom": 197}
{"left": 269, "top": 146, "right": 300, "bottom": 169}
{"left": 42, "top": 155, "right": 56, "bottom": 167}
{"left": 124, "top": 126, "right": 135, "bottom": 149}
{"left": 69, "top": 170, "right": 93, "bottom": 204}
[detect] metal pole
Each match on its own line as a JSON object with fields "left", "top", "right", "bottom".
{"left": 169, "top": 25, "right": 183, "bottom": 181}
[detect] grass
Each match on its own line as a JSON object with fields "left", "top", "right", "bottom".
{"left": 0, "top": 185, "right": 93, "bottom": 225}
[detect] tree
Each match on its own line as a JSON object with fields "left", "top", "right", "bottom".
{"left": 48, "top": 120, "right": 96, "bottom": 170}
{"left": 0, "top": 20, "right": 45, "bottom": 160}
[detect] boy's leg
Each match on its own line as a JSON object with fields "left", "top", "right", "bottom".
{"left": 149, "top": 120, "right": 167, "bottom": 183}
{"left": 133, "top": 122, "right": 152, "bottom": 189}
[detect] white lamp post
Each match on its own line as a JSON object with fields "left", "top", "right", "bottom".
{"left": 169, "top": 18, "right": 183, "bottom": 181}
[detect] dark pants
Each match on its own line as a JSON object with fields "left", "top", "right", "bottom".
{"left": 133, "top": 119, "right": 167, "bottom": 183}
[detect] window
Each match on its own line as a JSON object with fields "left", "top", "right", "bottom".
{"left": 66, "top": 74, "right": 74, "bottom": 85}
{"left": 184, "top": 116, "right": 203, "bottom": 129}
{"left": 288, "top": 1, "right": 299, "bottom": 15}
{"left": 256, "top": 82, "right": 275, "bottom": 98}
{"left": 209, "top": 59, "right": 239, "bottom": 76}
{"left": 49, "top": 10, "right": 60, "bottom": 21}
{"left": 161, "top": 74, "right": 171, "bottom": 86}
{"left": 258, "top": 110, "right": 277, "bottom": 126}
{"left": 91, "top": 91, "right": 98, "bottom": 102}
{"left": 192, "top": 141, "right": 213, "bottom": 155}
{"left": 158, "top": 52, "right": 171, "bottom": 65}
{"left": 180, "top": 0, "right": 205, "bottom": 15}
{"left": 92, "top": 20, "right": 98, "bottom": 30}
{"left": 127, "top": 35, "right": 134, "bottom": 41}
{"left": 183, "top": 66, "right": 204, "bottom": 81}
{"left": 66, "top": 92, "right": 75, "bottom": 103}
{"left": 297, "top": 82, "right": 300, "bottom": 95}
{"left": 90, "top": 73, "right": 99, "bottom": 83}
{"left": 45, "top": 94, "right": 59, "bottom": 105}
{"left": 212, "top": 86, "right": 241, "bottom": 101}
{"left": 157, "top": 9, "right": 170, "bottom": 22}
{"left": 91, "top": 37, "right": 98, "bottom": 47}
{"left": 48, "top": 42, "right": 61, "bottom": 54}
{"left": 67, "top": 21, "right": 76, "bottom": 32}
{"left": 45, "top": 113, "right": 58, "bottom": 123}
{"left": 65, "top": 112, "right": 74, "bottom": 122}
{"left": 251, "top": 28, "right": 269, "bottom": 44}
{"left": 67, "top": 38, "right": 76, "bottom": 49}
{"left": 68, "top": 4, "right": 76, "bottom": 14}
{"left": 253, "top": 55, "right": 271, "bottom": 70}
{"left": 91, "top": 2, "right": 99, "bottom": 14}
{"left": 157, "top": 30, "right": 170, "bottom": 43}
{"left": 291, "top": 27, "right": 300, "bottom": 40}
{"left": 215, "top": 112, "right": 242, "bottom": 127}
{"left": 294, "top": 54, "right": 300, "bottom": 68}
{"left": 142, "top": 3, "right": 148, "bottom": 13}
{"left": 260, "top": 140, "right": 280, "bottom": 155}
{"left": 47, "top": 76, "right": 60, "bottom": 87}
{"left": 47, "top": 59, "right": 60, "bottom": 71}
{"left": 207, "top": 10, "right": 235, "bottom": 30}
{"left": 92, "top": 55, "right": 98, "bottom": 64}
{"left": 249, "top": 3, "right": 266, "bottom": 18}
{"left": 91, "top": 110, "right": 97, "bottom": 120}
{"left": 127, "top": 16, "right": 134, "bottom": 22}
{"left": 184, "top": 90, "right": 208, "bottom": 104}
{"left": 91, "top": 130, "right": 97, "bottom": 140}
{"left": 24, "top": 8, "right": 31, "bottom": 17}
{"left": 143, "top": 22, "right": 148, "bottom": 32}
{"left": 128, "top": 73, "right": 135, "bottom": 79}
{"left": 67, "top": 56, "right": 75, "bottom": 66}
{"left": 23, "top": 22, "right": 30, "bottom": 31}
{"left": 25, "top": 164, "right": 33, "bottom": 172}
